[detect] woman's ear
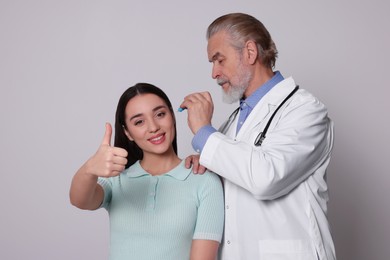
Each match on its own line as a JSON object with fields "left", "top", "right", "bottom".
{"left": 123, "top": 127, "right": 134, "bottom": 141}
{"left": 244, "top": 40, "right": 258, "bottom": 65}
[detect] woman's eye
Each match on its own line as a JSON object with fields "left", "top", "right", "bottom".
{"left": 134, "top": 119, "right": 144, "bottom": 126}
{"left": 156, "top": 111, "right": 166, "bottom": 118}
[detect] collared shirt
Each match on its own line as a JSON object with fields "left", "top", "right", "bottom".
{"left": 98, "top": 160, "right": 224, "bottom": 260}
{"left": 236, "top": 71, "right": 284, "bottom": 133}
{"left": 192, "top": 71, "right": 284, "bottom": 153}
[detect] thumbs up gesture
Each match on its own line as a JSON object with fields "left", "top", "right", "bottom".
{"left": 85, "top": 123, "right": 128, "bottom": 177}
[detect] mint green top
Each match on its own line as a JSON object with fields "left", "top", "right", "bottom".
{"left": 98, "top": 160, "right": 224, "bottom": 260}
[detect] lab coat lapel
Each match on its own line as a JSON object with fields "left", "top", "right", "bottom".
{"left": 234, "top": 77, "right": 297, "bottom": 140}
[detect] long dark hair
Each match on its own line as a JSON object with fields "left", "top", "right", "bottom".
{"left": 114, "top": 83, "right": 178, "bottom": 168}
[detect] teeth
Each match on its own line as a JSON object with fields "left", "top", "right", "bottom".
{"left": 150, "top": 135, "right": 163, "bottom": 142}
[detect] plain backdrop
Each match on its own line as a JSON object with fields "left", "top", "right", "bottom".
{"left": 1, "top": 1, "right": 389, "bottom": 259}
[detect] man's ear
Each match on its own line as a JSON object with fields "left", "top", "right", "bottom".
{"left": 244, "top": 40, "right": 258, "bottom": 65}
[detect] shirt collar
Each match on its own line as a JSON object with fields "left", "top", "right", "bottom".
{"left": 125, "top": 160, "right": 192, "bottom": 181}
{"left": 240, "top": 71, "right": 284, "bottom": 108}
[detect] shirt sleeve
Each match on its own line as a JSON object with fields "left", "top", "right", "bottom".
{"left": 97, "top": 177, "right": 113, "bottom": 210}
{"left": 192, "top": 172, "right": 225, "bottom": 242}
{"left": 191, "top": 125, "right": 217, "bottom": 153}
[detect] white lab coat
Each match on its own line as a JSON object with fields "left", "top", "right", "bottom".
{"left": 200, "top": 77, "right": 336, "bottom": 260}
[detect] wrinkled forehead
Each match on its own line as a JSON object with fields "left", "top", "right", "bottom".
{"left": 207, "top": 31, "right": 232, "bottom": 61}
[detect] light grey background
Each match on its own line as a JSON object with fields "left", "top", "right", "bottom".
{"left": 1, "top": 1, "right": 389, "bottom": 259}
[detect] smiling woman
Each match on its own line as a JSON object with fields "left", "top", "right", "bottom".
{"left": 69, "top": 83, "right": 224, "bottom": 260}
{"left": 122, "top": 93, "right": 177, "bottom": 168}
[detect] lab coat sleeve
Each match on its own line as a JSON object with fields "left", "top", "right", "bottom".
{"left": 200, "top": 93, "right": 334, "bottom": 200}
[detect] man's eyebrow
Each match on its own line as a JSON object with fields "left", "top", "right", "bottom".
{"left": 209, "top": 52, "right": 222, "bottom": 62}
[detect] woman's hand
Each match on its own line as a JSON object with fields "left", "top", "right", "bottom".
{"left": 69, "top": 123, "right": 128, "bottom": 210}
{"left": 85, "top": 123, "right": 128, "bottom": 178}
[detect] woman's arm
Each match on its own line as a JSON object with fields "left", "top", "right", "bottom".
{"left": 69, "top": 163, "right": 105, "bottom": 210}
{"left": 189, "top": 172, "right": 224, "bottom": 259}
{"left": 69, "top": 123, "right": 128, "bottom": 210}
{"left": 190, "top": 240, "right": 219, "bottom": 260}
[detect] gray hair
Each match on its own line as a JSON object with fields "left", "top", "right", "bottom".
{"left": 207, "top": 13, "right": 278, "bottom": 68}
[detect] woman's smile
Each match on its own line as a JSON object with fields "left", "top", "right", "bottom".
{"left": 148, "top": 133, "right": 166, "bottom": 144}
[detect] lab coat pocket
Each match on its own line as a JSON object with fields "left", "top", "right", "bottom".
{"left": 259, "top": 239, "right": 316, "bottom": 260}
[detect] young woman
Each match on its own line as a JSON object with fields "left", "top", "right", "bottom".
{"left": 69, "top": 83, "right": 224, "bottom": 260}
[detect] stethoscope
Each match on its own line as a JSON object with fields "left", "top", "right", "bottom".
{"left": 218, "top": 85, "right": 299, "bottom": 146}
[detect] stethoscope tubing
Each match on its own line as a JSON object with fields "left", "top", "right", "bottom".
{"left": 254, "top": 85, "right": 299, "bottom": 146}
{"left": 219, "top": 85, "right": 299, "bottom": 147}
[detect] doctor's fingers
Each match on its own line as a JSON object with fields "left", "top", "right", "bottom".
{"left": 183, "top": 93, "right": 214, "bottom": 111}
{"left": 184, "top": 92, "right": 213, "bottom": 103}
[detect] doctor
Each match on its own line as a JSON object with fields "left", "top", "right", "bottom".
{"left": 180, "top": 13, "right": 336, "bottom": 260}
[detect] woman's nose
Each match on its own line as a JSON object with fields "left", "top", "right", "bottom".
{"left": 148, "top": 120, "right": 160, "bottom": 132}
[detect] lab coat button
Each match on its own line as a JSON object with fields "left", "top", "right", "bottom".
{"left": 227, "top": 240, "right": 231, "bottom": 244}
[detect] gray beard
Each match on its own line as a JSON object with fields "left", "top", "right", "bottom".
{"left": 222, "top": 86, "right": 245, "bottom": 104}
{"left": 219, "top": 54, "right": 252, "bottom": 104}
{"left": 221, "top": 69, "right": 252, "bottom": 104}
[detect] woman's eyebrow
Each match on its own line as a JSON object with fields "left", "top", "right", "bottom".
{"left": 152, "top": 105, "right": 167, "bottom": 112}
{"left": 129, "top": 105, "right": 167, "bottom": 121}
{"left": 129, "top": 113, "right": 143, "bottom": 121}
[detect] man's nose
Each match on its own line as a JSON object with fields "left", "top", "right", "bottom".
{"left": 211, "top": 63, "right": 220, "bottom": 79}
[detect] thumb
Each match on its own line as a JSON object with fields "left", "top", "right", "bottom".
{"left": 101, "top": 122, "right": 112, "bottom": 146}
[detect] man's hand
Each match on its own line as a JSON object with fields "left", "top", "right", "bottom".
{"left": 179, "top": 92, "right": 214, "bottom": 134}
{"left": 184, "top": 154, "right": 207, "bottom": 174}
{"left": 85, "top": 123, "right": 128, "bottom": 177}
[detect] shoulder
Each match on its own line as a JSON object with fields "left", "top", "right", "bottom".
{"left": 204, "top": 170, "right": 223, "bottom": 183}
{"left": 175, "top": 161, "right": 222, "bottom": 188}
{"left": 189, "top": 169, "right": 220, "bottom": 180}
{"left": 190, "top": 171, "right": 223, "bottom": 192}
{"left": 269, "top": 78, "right": 328, "bottom": 115}
{"left": 284, "top": 78, "right": 327, "bottom": 107}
